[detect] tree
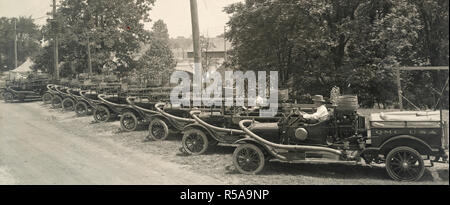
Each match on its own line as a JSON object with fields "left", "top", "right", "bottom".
{"left": 224, "top": 0, "right": 369, "bottom": 98}
{"left": 0, "top": 17, "right": 41, "bottom": 72}
{"left": 33, "top": 0, "right": 155, "bottom": 78}
{"left": 200, "top": 35, "right": 216, "bottom": 70}
{"left": 404, "top": 0, "right": 449, "bottom": 108}
{"left": 152, "top": 19, "right": 170, "bottom": 43}
{"left": 137, "top": 37, "right": 176, "bottom": 86}
{"left": 137, "top": 20, "right": 176, "bottom": 86}
{"left": 224, "top": 0, "right": 447, "bottom": 107}
{"left": 412, "top": 0, "right": 449, "bottom": 66}
{"left": 344, "top": 0, "right": 423, "bottom": 107}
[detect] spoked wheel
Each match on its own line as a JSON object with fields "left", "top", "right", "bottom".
{"left": 42, "top": 93, "right": 53, "bottom": 104}
{"left": 120, "top": 112, "right": 138, "bottom": 131}
{"left": 75, "top": 101, "right": 89, "bottom": 116}
{"left": 233, "top": 143, "right": 265, "bottom": 175}
{"left": 148, "top": 118, "right": 169, "bottom": 140}
{"left": 3, "top": 92, "right": 14, "bottom": 103}
{"left": 62, "top": 98, "right": 75, "bottom": 111}
{"left": 182, "top": 129, "right": 209, "bottom": 155}
{"left": 93, "top": 105, "right": 111, "bottom": 122}
{"left": 51, "top": 95, "right": 63, "bottom": 108}
{"left": 385, "top": 146, "right": 425, "bottom": 181}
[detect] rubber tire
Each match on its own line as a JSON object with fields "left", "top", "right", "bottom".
{"left": 75, "top": 101, "right": 89, "bottom": 116}
{"left": 62, "top": 98, "right": 75, "bottom": 111}
{"left": 94, "top": 105, "right": 111, "bottom": 122}
{"left": 385, "top": 146, "right": 425, "bottom": 181}
{"left": 42, "top": 93, "right": 53, "bottom": 104}
{"left": 120, "top": 112, "right": 138, "bottom": 131}
{"left": 182, "top": 129, "right": 209, "bottom": 155}
{"left": 233, "top": 143, "right": 265, "bottom": 175}
{"left": 51, "top": 95, "right": 63, "bottom": 108}
{"left": 3, "top": 92, "right": 13, "bottom": 103}
{"left": 148, "top": 118, "right": 169, "bottom": 141}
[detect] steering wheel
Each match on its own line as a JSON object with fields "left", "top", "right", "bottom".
{"left": 290, "top": 108, "right": 303, "bottom": 116}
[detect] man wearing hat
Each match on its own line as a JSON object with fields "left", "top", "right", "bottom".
{"left": 299, "top": 95, "right": 329, "bottom": 123}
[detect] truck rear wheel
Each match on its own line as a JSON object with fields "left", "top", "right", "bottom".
{"left": 3, "top": 92, "right": 13, "bottom": 103}
{"left": 385, "top": 146, "right": 425, "bottom": 181}
{"left": 94, "top": 105, "right": 111, "bottom": 122}
{"left": 51, "top": 95, "right": 63, "bottom": 108}
{"left": 62, "top": 98, "right": 75, "bottom": 111}
{"left": 148, "top": 118, "right": 169, "bottom": 141}
{"left": 42, "top": 93, "right": 52, "bottom": 104}
{"left": 75, "top": 101, "right": 88, "bottom": 116}
{"left": 182, "top": 129, "right": 209, "bottom": 155}
{"left": 120, "top": 112, "right": 138, "bottom": 131}
{"left": 233, "top": 143, "right": 265, "bottom": 175}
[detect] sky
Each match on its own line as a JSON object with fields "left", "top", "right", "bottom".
{"left": 0, "top": 0, "right": 243, "bottom": 38}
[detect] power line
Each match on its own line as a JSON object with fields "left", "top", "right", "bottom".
{"left": 53, "top": 0, "right": 59, "bottom": 81}
{"left": 14, "top": 19, "right": 18, "bottom": 69}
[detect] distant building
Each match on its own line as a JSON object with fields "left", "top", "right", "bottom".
{"left": 171, "top": 37, "right": 231, "bottom": 74}
{"left": 186, "top": 37, "right": 231, "bottom": 60}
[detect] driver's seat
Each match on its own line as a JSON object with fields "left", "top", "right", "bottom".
{"left": 303, "top": 108, "right": 333, "bottom": 126}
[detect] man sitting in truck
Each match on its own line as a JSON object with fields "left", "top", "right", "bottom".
{"left": 299, "top": 95, "right": 329, "bottom": 123}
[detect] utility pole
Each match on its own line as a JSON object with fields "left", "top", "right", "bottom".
{"left": 53, "top": 0, "right": 59, "bottom": 81}
{"left": 396, "top": 68, "right": 403, "bottom": 110}
{"left": 190, "top": 0, "right": 201, "bottom": 66}
{"left": 190, "top": 0, "right": 202, "bottom": 106}
{"left": 87, "top": 37, "right": 92, "bottom": 77}
{"left": 224, "top": 26, "right": 227, "bottom": 62}
{"left": 14, "top": 18, "right": 18, "bottom": 69}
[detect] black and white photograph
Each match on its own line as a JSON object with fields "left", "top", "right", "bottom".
{"left": 0, "top": 0, "right": 448, "bottom": 198}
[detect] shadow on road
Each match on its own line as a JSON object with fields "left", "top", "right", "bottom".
{"left": 254, "top": 161, "right": 447, "bottom": 182}
{"left": 205, "top": 145, "right": 235, "bottom": 155}
{"left": 6, "top": 99, "right": 41, "bottom": 104}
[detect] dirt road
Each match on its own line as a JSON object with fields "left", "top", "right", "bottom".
{"left": 0, "top": 101, "right": 222, "bottom": 185}
{"left": 0, "top": 101, "right": 448, "bottom": 185}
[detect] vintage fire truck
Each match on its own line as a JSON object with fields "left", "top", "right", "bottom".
{"left": 234, "top": 95, "right": 448, "bottom": 181}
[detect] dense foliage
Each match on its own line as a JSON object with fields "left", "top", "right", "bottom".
{"left": 32, "top": 0, "right": 176, "bottom": 81}
{"left": 136, "top": 20, "right": 176, "bottom": 85}
{"left": 0, "top": 17, "right": 41, "bottom": 72}
{"left": 224, "top": 0, "right": 449, "bottom": 108}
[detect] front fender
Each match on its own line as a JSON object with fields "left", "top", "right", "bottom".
{"left": 120, "top": 108, "right": 144, "bottom": 119}
{"left": 182, "top": 123, "right": 217, "bottom": 139}
{"left": 95, "top": 103, "right": 111, "bottom": 111}
{"left": 233, "top": 137, "right": 274, "bottom": 158}
{"left": 234, "top": 137, "right": 262, "bottom": 145}
{"left": 149, "top": 113, "right": 170, "bottom": 122}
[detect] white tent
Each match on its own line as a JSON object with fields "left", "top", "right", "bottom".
{"left": 12, "top": 58, "right": 33, "bottom": 73}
